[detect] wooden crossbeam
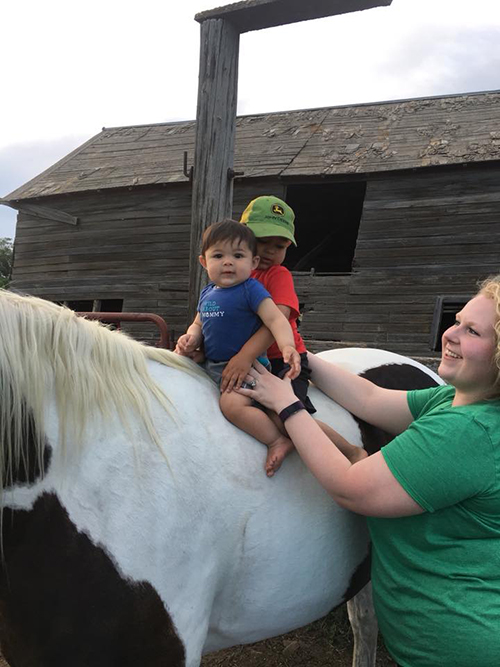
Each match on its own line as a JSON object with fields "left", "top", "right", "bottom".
{"left": 0, "top": 200, "right": 78, "bottom": 226}
{"left": 188, "top": 0, "right": 393, "bottom": 321}
{"left": 196, "top": 0, "right": 392, "bottom": 33}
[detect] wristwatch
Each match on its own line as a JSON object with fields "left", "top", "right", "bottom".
{"left": 279, "top": 400, "right": 305, "bottom": 423}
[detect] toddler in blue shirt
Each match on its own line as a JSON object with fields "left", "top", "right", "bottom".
{"left": 176, "top": 220, "right": 300, "bottom": 476}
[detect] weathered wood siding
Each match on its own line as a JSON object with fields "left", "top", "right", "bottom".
{"left": 296, "top": 164, "right": 500, "bottom": 355}
{"left": 12, "top": 185, "right": 191, "bottom": 344}
{"left": 10, "top": 164, "right": 500, "bottom": 356}
{"left": 11, "top": 180, "right": 284, "bottom": 344}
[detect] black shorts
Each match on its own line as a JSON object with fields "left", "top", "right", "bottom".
{"left": 270, "top": 352, "right": 316, "bottom": 414}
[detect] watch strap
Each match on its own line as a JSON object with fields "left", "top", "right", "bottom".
{"left": 278, "top": 400, "right": 305, "bottom": 423}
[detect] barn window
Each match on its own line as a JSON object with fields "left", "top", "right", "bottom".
{"left": 61, "top": 299, "right": 123, "bottom": 313}
{"left": 430, "top": 296, "right": 471, "bottom": 352}
{"left": 284, "top": 182, "right": 366, "bottom": 273}
{"left": 56, "top": 299, "right": 124, "bottom": 329}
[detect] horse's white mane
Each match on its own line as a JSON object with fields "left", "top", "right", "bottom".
{"left": 0, "top": 289, "right": 202, "bottom": 490}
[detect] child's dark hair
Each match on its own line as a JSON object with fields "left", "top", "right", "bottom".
{"left": 201, "top": 219, "right": 258, "bottom": 257}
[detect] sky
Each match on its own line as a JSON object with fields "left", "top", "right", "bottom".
{"left": 1, "top": 0, "right": 500, "bottom": 238}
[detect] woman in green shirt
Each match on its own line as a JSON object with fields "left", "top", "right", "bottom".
{"left": 238, "top": 275, "right": 500, "bottom": 667}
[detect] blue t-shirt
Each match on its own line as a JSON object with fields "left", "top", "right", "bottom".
{"left": 198, "top": 278, "right": 271, "bottom": 362}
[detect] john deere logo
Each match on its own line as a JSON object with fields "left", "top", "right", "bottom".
{"left": 272, "top": 204, "right": 285, "bottom": 216}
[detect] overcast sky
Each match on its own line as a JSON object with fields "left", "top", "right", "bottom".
{"left": 1, "top": 0, "right": 499, "bottom": 238}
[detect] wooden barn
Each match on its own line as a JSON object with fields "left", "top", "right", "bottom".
{"left": 2, "top": 89, "right": 500, "bottom": 358}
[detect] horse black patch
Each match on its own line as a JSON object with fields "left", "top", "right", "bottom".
{"left": 339, "top": 547, "right": 371, "bottom": 605}
{"left": 356, "top": 363, "right": 438, "bottom": 455}
{"left": 1, "top": 401, "right": 52, "bottom": 489}
{"left": 0, "top": 493, "right": 185, "bottom": 667}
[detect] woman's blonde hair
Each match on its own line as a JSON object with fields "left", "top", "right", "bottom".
{"left": 478, "top": 275, "right": 500, "bottom": 389}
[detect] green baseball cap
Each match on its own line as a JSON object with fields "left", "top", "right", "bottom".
{"left": 240, "top": 196, "right": 296, "bottom": 246}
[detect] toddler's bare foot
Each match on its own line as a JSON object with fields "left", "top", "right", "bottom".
{"left": 348, "top": 447, "right": 368, "bottom": 464}
{"left": 265, "top": 437, "right": 294, "bottom": 477}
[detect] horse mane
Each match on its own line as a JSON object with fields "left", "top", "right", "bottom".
{"left": 0, "top": 289, "right": 204, "bottom": 491}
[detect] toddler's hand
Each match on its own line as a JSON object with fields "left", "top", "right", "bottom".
{"left": 282, "top": 346, "right": 301, "bottom": 380}
{"left": 221, "top": 352, "right": 253, "bottom": 393}
{"left": 175, "top": 333, "right": 199, "bottom": 356}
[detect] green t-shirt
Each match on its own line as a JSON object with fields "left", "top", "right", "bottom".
{"left": 368, "top": 385, "right": 500, "bottom": 667}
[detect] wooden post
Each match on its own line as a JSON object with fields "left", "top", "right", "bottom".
{"left": 187, "top": 0, "right": 394, "bottom": 323}
{"left": 187, "top": 18, "right": 240, "bottom": 322}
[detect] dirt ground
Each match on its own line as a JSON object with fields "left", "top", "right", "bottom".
{"left": 202, "top": 605, "right": 397, "bottom": 667}
{"left": 0, "top": 606, "right": 396, "bottom": 667}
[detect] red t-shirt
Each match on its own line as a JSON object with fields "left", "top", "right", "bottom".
{"left": 251, "top": 265, "right": 307, "bottom": 359}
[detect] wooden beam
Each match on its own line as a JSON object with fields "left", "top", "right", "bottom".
{"left": 188, "top": 18, "right": 240, "bottom": 320}
{"left": 0, "top": 200, "right": 79, "bottom": 226}
{"left": 188, "top": 0, "right": 393, "bottom": 322}
{"left": 196, "top": 0, "right": 392, "bottom": 33}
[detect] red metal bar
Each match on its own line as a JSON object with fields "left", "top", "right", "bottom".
{"left": 76, "top": 312, "right": 171, "bottom": 349}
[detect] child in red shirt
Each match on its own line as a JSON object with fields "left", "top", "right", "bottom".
{"left": 221, "top": 196, "right": 366, "bottom": 465}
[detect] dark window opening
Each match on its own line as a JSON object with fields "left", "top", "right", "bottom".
{"left": 97, "top": 299, "right": 123, "bottom": 313}
{"left": 430, "top": 296, "right": 470, "bottom": 352}
{"left": 284, "top": 182, "right": 366, "bottom": 273}
{"left": 60, "top": 299, "right": 93, "bottom": 311}
{"left": 56, "top": 299, "right": 124, "bottom": 329}
{"left": 60, "top": 299, "right": 124, "bottom": 313}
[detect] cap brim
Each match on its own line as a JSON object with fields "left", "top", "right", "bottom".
{"left": 244, "top": 222, "right": 297, "bottom": 246}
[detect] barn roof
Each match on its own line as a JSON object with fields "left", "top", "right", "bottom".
{"left": 4, "top": 90, "right": 500, "bottom": 202}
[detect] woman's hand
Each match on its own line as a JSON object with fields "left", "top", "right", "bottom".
{"left": 236, "top": 360, "right": 297, "bottom": 413}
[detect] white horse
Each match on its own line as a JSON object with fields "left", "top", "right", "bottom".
{"left": 0, "top": 290, "right": 441, "bottom": 667}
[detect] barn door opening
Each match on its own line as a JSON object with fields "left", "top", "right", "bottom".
{"left": 284, "top": 182, "right": 366, "bottom": 273}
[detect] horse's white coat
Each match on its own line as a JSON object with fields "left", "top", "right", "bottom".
{"left": 4, "top": 345, "right": 441, "bottom": 667}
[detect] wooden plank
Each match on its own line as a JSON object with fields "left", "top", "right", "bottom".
{"left": 2, "top": 201, "right": 78, "bottom": 226}
{"left": 354, "top": 253, "right": 500, "bottom": 268}
{"left": 9, "top": 283, "right": 164, "bottom": 296}
{"left": 365, "top": 191, "right": 500, "bottom": 210}
{"left": 387, "top": 333, "right": 431, "bottom": 343}
{"left": 356, "top": 247, "right": 500, "bottom": 263}
{"left": 361, "top": 219, "right": 500, "bottom": 239}
{"left": 195, "top": 0, "right": 392, "bottom": 32}
{"left": 121, "top": 299, "right": 160, "bottom": 309}
{"left": 15, "top": 242, "right": 191, "bottom": 260}
{"left": 355, "top": 241, "right": 500, "bottom": 255}
{"left": 15, "top": 233, "right": 189, "bottom": 251}
{"left": 188, "top": 17, "right": 240, "bottom": 321}
{"left": 13, "top": 252, "right": 189, "bottom": 268}
{"left": 12, "top": 261, "right": 187, "bottom": 276}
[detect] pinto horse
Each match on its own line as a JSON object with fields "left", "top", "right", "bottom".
{"left": 0, "top": 290, "right": 441, "bottom": 667}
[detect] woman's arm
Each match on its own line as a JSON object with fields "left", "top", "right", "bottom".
{"left": 237, "top": 364, "right": 423, "bottom": 518}
{"left": 307, "top": 353, "right": 413, "bottom": 435}
{"left": 280, "top": 412, "right": 423, "bottom": 517}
